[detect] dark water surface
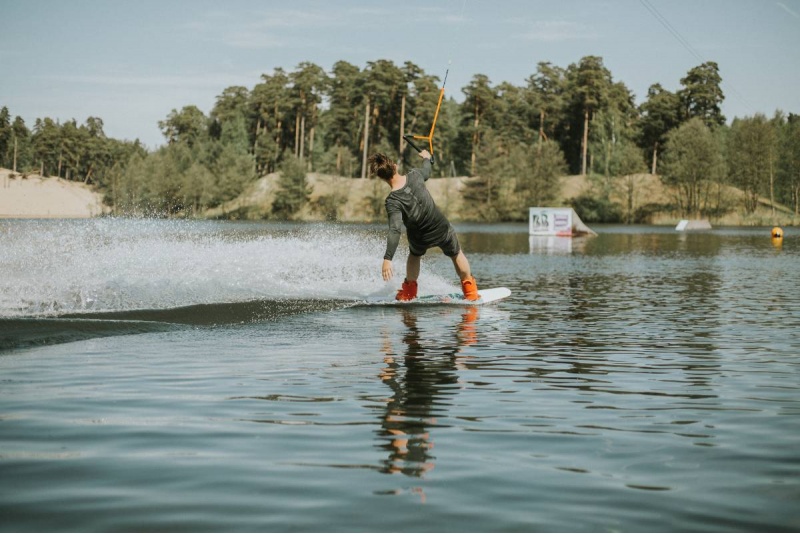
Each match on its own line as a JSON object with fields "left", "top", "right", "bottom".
{"left": 1, "top": 219, "right": 798, "bottom": 531}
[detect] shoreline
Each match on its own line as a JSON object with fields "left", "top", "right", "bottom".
{"left": 1, "top": 167, "right": 795, "bottom": 226}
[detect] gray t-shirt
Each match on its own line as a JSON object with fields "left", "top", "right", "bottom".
{"left": 383, "top": 159, "right": 451, "bottom": 260}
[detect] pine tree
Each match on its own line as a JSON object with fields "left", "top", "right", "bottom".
{"left": 679, "top": 62, "right": 725, "bottom": 128}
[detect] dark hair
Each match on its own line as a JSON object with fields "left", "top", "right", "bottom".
{"left": 368, "top": 153, "right": 395, "bottom": 180}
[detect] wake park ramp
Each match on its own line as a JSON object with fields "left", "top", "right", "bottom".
{"left": 675, "top": 219, "right": 712, "bottom": 231}
{"left": 529, "top": 207, "right": 597, "bottom": 237}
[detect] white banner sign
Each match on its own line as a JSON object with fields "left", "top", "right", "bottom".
{"left": 529, "top": 208, "right": 573, "bottom": 236}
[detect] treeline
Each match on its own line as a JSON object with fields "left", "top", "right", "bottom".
{"left": 0, "top": 109, "right": 145, "bottom": 191}
{"left": 2, "top": 56, "right": 799, "bottom": 221}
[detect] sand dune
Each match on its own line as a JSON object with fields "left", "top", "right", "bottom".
{"left": 0, "top": 169, "right": 107, "bottom": 218}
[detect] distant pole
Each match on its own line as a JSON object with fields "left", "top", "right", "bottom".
{"left": 253, "top": 119, "right": 261, "bottom": 167}
{"left": 651, "top": 143, "right": 658, "bottom": 175}
{"left": 770, "top": 147, "right": 775, "bottom": 218}
{"left": 294, "top": 115, "right": 300, "bottom": 158}
{"left": 361, "top": 100, "right": 370, "bottom": 179}
{"left": 399, "top": 93, "right": 406, "bottom": 156}
{"left": 538, "top": 110, "right": 545, "bottom": 154}
{"left": 308, "top": 126, "right": 315, "bottom": 172}
{"left": 13, "top": 136, "right": 18, "bottom": 173}
{"left": 299, "top": 115, "right": 306, "bottom": 160}
{"left": 581, "top": 109, "right": 589, "bottom": 176}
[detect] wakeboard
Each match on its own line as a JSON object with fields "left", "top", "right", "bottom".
{"left": 362, "top": 287, "right": 511, "bottom": 306}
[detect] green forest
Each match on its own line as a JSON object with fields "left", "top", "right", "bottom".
{"left": 2, "top": 56, "right": 799, "bottom": 223}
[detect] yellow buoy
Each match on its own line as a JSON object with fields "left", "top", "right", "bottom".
{"left": 772, "top": 227, "right": 784, "bottom": 248}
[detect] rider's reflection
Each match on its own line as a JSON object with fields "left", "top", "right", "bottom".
{"left": 377, "top": 306, "right": 479, "bottom": 477}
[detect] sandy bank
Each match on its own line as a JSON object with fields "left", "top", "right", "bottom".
{"left": 0, "top": 168, "right": 107, "bottom": 218}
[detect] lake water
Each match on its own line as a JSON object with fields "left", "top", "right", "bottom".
{"left": 1, "top": 219, "right": 798, "bottom": 532}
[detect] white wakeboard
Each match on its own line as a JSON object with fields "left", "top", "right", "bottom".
{"left": 362, "top": 287, "right": 511, "bottom": 306}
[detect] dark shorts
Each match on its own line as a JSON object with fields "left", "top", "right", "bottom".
{"left": 408, "top": 225, "right": 461, "bottom": 258}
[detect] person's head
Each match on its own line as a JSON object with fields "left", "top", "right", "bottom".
{"left": 368, "top": 152, "right": 396, "bottom": 181}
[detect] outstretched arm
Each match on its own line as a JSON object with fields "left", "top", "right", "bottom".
{"left": 418, "top": 150, "right": 432, "bottom": 181}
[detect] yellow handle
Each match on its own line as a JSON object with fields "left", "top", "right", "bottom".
{"left": 411, "top": 87, "right": 445, "bottom": 155}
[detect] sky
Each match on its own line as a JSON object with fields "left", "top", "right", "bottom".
{"left": 1, "top": 0, "right": 798, "bottom": 149}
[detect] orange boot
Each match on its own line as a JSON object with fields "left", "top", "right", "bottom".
{"left": 395, "top": 279, "right": 418, "bottom": 301}
{"left": 461, "top": 276, "right": 479, "bottom": 301}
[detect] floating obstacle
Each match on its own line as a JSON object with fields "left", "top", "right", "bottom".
{"left": 528, "top": 207, "right": 597, "bottom": 237}
{"left": 675, "top": 219, "right": 712, "bottom": 231}
{"left": 772, "top": 226, "right": 784, "bottom": 247}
